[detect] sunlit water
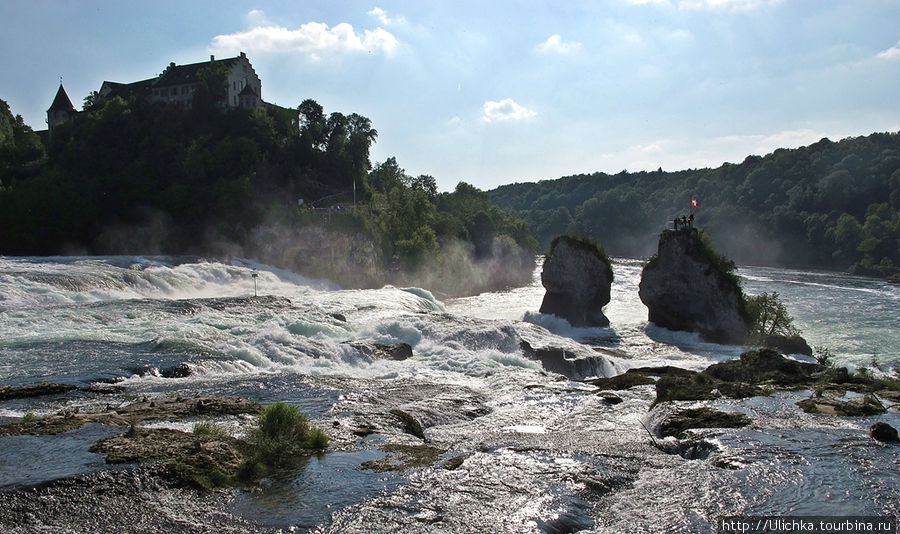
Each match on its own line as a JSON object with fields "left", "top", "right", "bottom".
{"left": 0, "top": 255, "right": 897, "bottom": 532}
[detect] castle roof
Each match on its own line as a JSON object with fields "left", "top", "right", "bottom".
{"left": 156, "top": 55, "right": 244, "bottom": 87}
{"left": 100, "top": 78, "right": 156, "bottom": 100}
{"left": 48, "top": 84, "right": 75, "bottom": 112}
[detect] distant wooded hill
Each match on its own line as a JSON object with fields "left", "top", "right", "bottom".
{"left": 489, "top": 132, "right": 900, "bottom": 281}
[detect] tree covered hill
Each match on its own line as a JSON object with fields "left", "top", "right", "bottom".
{"left": 0, "top": 88, "right": 536, "bottom": 295}
{"left": 489, "top": 132, "right": 900, "bottom": 281}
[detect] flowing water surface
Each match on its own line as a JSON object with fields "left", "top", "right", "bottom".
{"left": 0, "top": 255, "right": 897, "bottom": 532}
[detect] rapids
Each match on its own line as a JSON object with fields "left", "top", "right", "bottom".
{"left": 0, "top": 255, "right": 897, "bottom": 533}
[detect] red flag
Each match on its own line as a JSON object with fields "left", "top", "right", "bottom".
{"left": 690, "top": 196, "right": 699, "bottom": 209}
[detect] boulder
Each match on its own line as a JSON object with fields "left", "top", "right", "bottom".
{"left": 763, "top": 334, "right": 813, "bottom": 356}
{"left": 347, "top": 342, "right": 414, "bottom": 361}
{"left": 519, "top": 340, "right": 616, "bottom": 380}
{"left": 539, "top": 235, "right": 613, "bottom": 327}
{"left": 658, "top": 407, "right": 752, "bottom": 438}
{"left": 869, "top": 422, "right": 899, "bottom": 443}
{"left": 705, "top": 348, "right": 820, "bottom": 386}
{"left": 639, "top": 229, "right": 749, "bottom": 344}
{"left": 796, "top": 394, "right": 886, "bottom": 416}
{"left": 0, "top": 382, "right": 77, "bottom": 401}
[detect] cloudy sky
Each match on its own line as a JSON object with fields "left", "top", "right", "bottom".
{"left": 2, "top": 0, "right": 898, "bottom": 191}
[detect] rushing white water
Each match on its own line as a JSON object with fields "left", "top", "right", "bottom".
{"left": 0, "top": 255, "right": 897, "bottom": 533}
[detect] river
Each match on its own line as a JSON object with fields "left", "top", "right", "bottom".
{"left": 0, "top": 255, "right": 897, "bottom": 532}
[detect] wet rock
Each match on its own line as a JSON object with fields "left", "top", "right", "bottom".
{"left": 869, "top": 422, "right": 899, "bottom": 443}
{"left": 539, "top": 234, "right": 613, "bottom": 327}
{"left": 653, "top": 436, "right": 720, "bottom": 460}
{"left": 658, "top": 407, "right": 752, "bottom": 439}
{"left": 596, "top": 391, "right": 624, "bottom": 405}
{"left": 797, "top": 394, "right": 886, "bottom": 416}
{"left": 0, "top": 395, "right": 262, "bottom": 437}
{"left": 0, "top": 413, "right": 89, "bottom": 437}
{"left": 654, "top": 371, "right": 762, "bottom": 405}
{"left": 359, "top": 443, "right": 445, "bottom": 472}
{"left": 587, "top": 372, "right": 655, "bottom": 391}
{"left": 519, "top": 341, "right": 613, "bottom": 380}
{"left": 347, "top": 341, "right": 414, "bottom": 361}
{"left": 90, "top": 427, "right": 245, "bottom": 489}
{"left": 638, "top": 229, "right": 749, "bottom": 344}
{"left": 705, "top": 348, "right": 821, "bottom": 386}
{"left": 159, "top": 362, "right": 193, "bottom": 378}
{"left": 389, "top": 408, "right": 426, "bottom": 440}
{"left": 112, "top": 394, "right": 262, "bottom": 421}
{"left": 0, "top": 382, "right": 77, "bottom": 401}
{"left": 0, "top": 465, "right": 269, "bottom": 533}
{"left": 763, "top": 334, "right": 813, "bottom": 356}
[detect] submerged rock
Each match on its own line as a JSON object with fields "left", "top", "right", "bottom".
{"left": 347, "top": 341, "right": 414, "bottom": 361}
{"left": 658, "top": 407, "right": 752, "bottom": 439}
{"left": 870, "top": 422, "right": 899, "bottom": 443}
{"left": 389, "top": 408, "right": 426, "bottom": 440}
{"left": 520, "top": 340, "right": 615, "bottom": 380}
{"left": 539, "top": 234, "right": 613, "bottom": 327}
{"left": 762, "top": 334, "right": 813, "bottom": 356}
{"left": 0, "top": 382, "right": 77, "bottom": 401}
{"left": 359, "top": 443, "right": 445, "bottom": 472}
{"left": 797, "top": 394, "right": 886, "bottom": 416}
{"left": 639, "top": 229, "right": 749, "bottom": 344}
{"left": 0, "top": 395, "right": 262, "bottom": 437}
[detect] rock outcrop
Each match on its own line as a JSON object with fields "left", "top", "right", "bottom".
{"left": 539, "top": 234, "right": 613, "bottom": 327}
{"left": 639, "top": 228, "right": 749, "bottom": 344}
{"left": 870, "top": 422, "right": 899, "bottom": 443}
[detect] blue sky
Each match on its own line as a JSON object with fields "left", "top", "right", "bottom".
{"left": 2, "top": 0, "right": 899, "bottom": 191}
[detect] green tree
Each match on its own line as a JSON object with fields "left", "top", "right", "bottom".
{"left": 745, "top": 292, "right": 800, "bottom": 342}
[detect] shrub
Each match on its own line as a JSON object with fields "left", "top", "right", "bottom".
{"left": 249, "top": 401, "right": 329, "bottom": 468}
{"left": 21, "top": 412, "right": 35, "bottom": 423}
{"left": 193, "top": 420, "right": 228, "bottom": 438}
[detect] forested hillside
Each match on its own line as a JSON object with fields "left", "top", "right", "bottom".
{"left": 490, "top": 132, "right": 900, "bottom": 281}
{"left": 0, "top": 82, "right": 536, "bottom": 294}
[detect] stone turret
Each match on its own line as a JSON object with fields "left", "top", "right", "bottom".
{"left": 638, "top": 228, "right": 749, "bottom": 344}
{"left": 539, "top": 234, "right": 613, "bottom": 327}
{"left": 47, "top": 83, "right": 76, "bottom": 133}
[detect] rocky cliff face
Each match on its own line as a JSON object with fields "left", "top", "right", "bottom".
{"left": 638, "top": 229, "right": 749, "bottom": 344}
{"left": 539, "top": 235, "right": 612, "bottom": 327}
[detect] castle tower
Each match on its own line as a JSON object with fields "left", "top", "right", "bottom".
{"left": 47, "top": 83, "right": 76, "bottom": 133}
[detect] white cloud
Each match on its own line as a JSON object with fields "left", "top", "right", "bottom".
{"left": 536, "top": 34, "right": 582, "bottom": 54}
{"left": 244, "top": 9, "right": 271, "bottom": 27}
{"left": 368, "top": 7, "right": 406, "bottom": 26}
{"left": 482, "top": 98, "right": 537, "bottom": 122}
{"left": 210, "top": 17, "right": 398, "bottom": 60}
{"left": 877, "top": 41, "right": 900, "bottom": 60}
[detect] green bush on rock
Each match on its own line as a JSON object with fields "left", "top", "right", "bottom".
{"left": 240, "top": 401, "right": 330, "bottom": 477}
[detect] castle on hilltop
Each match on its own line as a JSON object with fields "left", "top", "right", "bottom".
{"left": 48, "top": 52, "right": 267, "bottom": 133}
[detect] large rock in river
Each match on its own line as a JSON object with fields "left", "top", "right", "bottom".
{"left": 539, "top": 235, "right": 613, "bottom": 327}
{"left": 639, "top": 228, "right": 749, "bottom": 344}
